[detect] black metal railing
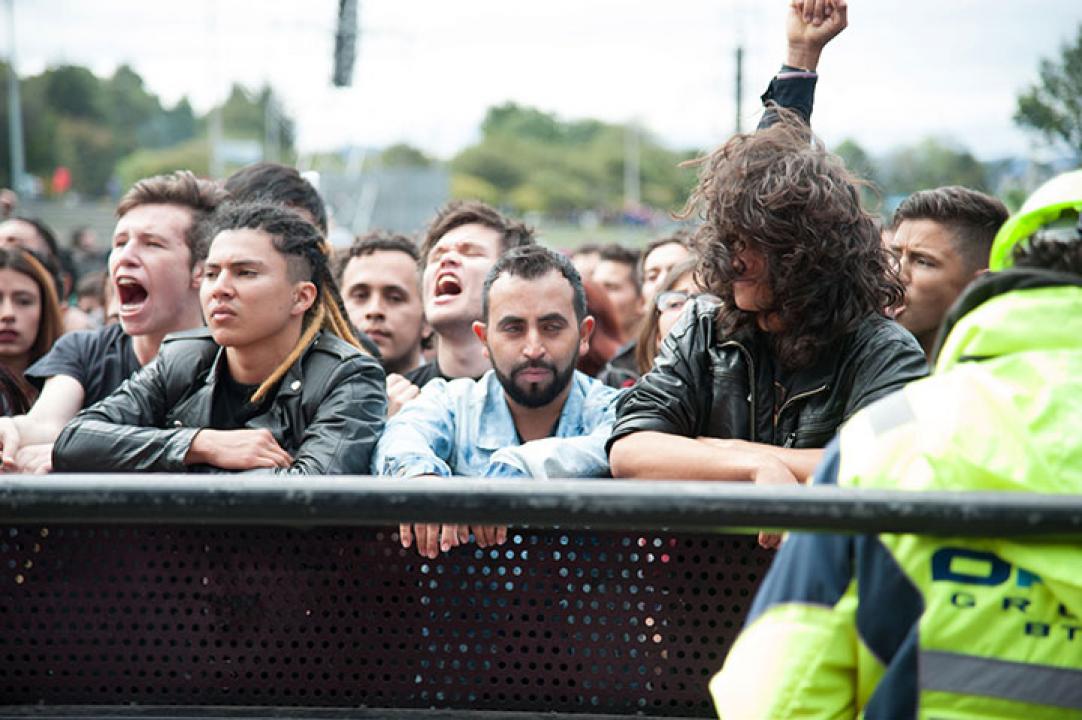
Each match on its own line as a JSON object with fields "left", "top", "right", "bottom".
{"left": 2, "top": 475, "right": 1080, "bottom": 536}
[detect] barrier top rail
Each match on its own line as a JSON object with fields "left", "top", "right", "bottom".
{"left": 1, "top": 475, "right": 1080, "bottom": 537}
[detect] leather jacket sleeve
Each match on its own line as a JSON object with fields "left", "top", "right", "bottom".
{"left": 277, "top": 353, "right": 386, "bottom": 476}
{"left": 606, "top": 302, "right": 713, "bottom": 454}
{"left": 52, "top": 352, "right": 201, "bottom": 472}
{"left": 758, "top": 66, "right": 818, "bottom": 129}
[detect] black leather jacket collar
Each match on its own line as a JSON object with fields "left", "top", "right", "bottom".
{"left": 607, "top": 299, "right": 928, "bottom": 452}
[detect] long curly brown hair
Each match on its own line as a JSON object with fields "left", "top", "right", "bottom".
{"left": 679, "top": 108, "right": 903, "bottom": 369}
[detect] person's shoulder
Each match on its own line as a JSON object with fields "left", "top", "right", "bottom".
{"left": 34, "top": 323, "right": 125, "bottom": 367}
{"left": 311, "top": 332, "right": 367, "bottom": 361}
{"left": 849, "top": 313, "right": 924, "bottom": 356}
{"left": 62, "top": 323, "right": 125, "bottom": 350}
{"left": 307, "top": 333, "right": 385, "bottom": 381}
{"left": 161, "top": 326, "right": 214, "bottom": 344}
{"left": 159, "top": 327, "right": 217, "bottom": 358}
{"left": 575, "top": 370, "right": 622, "bottom": 400}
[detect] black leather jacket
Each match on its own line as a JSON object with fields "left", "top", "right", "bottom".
{"left": 607, "top": 300, "right": 927, "bottom": 452}
{"left": 53, "top": 328, "right": 386, "bottom": 474}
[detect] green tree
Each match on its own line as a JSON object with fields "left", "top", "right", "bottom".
{"left": 1015, "top": 23, "right": 1082, "bottom": 158}
{"left": 481, "top": 102, "right": 563, "bottom": 143}
{"left": 379, "top": 143, "right": 432, "bottom": 167}
{"left": 881, "top": 137, "right": 988, "bottom": 198}
{"left": 106, "top": 65, "right": 160, "bottom": 153}
{"left": 115, "top": 137, "right": 210, "bottom": 191}
{"left": 452, "top": 103, "right": 694, "bottom": 216}
{"left": 834, "top": 138, "right": 879, "bottom": 184}
{"left": 43, "top": 65, "right": 105, "bottom": 121}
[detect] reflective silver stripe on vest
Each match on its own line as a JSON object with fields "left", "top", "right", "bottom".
{"left": 865, "top": 389, "right": 916, "bottom": 436}
{"left": 920, "top": 650, "right": 1082, "bottom": 709}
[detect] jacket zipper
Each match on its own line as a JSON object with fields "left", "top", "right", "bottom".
{"left": 774, "top": 383, "right": 829, "bottom": 446}
{"left": 719, "top": 340, "right": 757, "bottom": 440}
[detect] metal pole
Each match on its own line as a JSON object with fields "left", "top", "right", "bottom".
{"left": 4, "top": 0, "right": 26, "bottom": 194}
{"left": 2, "top": 476, "right": 1081, "bottom": 538}
{"left": 623, "top": 120, "right": 640, "bottom": 210}
{"left": 207, "top": 0, "right": 224, "bottom": 178}
{"left": 734, "top": 45, "right": 744, "bottom": 134}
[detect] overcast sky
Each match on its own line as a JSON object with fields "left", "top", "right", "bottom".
{"left": 6, "top": 1, "right": 1081, "bottom": 161}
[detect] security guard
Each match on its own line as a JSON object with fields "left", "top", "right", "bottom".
{"left": 710, "top": 171, "right": 1082, "bottom": 719}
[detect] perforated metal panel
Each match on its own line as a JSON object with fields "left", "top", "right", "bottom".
{"left": 0, "top": 526, "right": 772, "bottom": 716}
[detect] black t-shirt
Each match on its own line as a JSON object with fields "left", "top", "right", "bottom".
{"left": 25, "top": 324, "right": 141, "bottom": 408}
{"left": 403, "top": 359, "right": 484, "bottom": 388}
{"left": 210, "top": 363, "right": 276, "bottom": 430}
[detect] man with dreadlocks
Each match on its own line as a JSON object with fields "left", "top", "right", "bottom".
{"left": 52, "top": 203, "right": 386, "bottom": 474}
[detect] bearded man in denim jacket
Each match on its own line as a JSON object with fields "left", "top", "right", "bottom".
{"left": 373, "top": 245, "right": 621, "bottom": 559}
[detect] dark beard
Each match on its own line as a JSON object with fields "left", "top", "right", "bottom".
{"left": 494, "top": 357, "right": 577, "bottom": 409}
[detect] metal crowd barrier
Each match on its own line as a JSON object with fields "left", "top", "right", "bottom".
{"left": 0, "top": 476, "right": 1078, "bottom": 720}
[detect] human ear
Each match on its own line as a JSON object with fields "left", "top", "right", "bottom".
{"left": 292, "top": 281, "right": 317, "bottom": 316}
{"left": 190, "top": 261, "right": 204, "bottom": 289}
{"left": 472, "top": 320, "right": 490, "bottom": 360}
{"left": 579, "top": 316, "right": 595, "bottom": 355}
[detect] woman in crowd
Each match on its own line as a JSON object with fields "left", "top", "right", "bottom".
{"left": 633, "top": 257, "right": 718, "bottom": 376}
{"left": 0, "top": 216, "right": 94, "bottom": 332}
{"left": 0, "top": 246, "right": 64, "bottom": 407}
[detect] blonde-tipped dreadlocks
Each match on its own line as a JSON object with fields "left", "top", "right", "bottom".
{"left": 200, "top": 202, "right": 369, "bottom": 405}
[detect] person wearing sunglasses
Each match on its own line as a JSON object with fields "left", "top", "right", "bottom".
{"left": 633, "top": 258, "right": 719, "bottom": 377}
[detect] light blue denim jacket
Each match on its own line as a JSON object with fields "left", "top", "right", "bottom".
{"left": 372, "top": 369, "right": 622, "bottom": 479}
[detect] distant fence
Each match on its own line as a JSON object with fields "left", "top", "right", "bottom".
{"left": 320, "top": 167, "right": 450, "bottom": 241}
{"left": 18, "top": 199, "right": 118, "bottom": 252}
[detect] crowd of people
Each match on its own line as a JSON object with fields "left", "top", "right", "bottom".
{"left": 0, "top": 0, "right": 1079, "bottom": 716}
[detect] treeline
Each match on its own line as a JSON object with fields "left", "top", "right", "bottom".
{"left": 448, "top": 103, "right": 700, "bottom": 217}
{"left": 4, "top": 61, "right": 1069, "bottom": 216}
{"left": 0, "top": 63, "right": 293, "bottom": 197}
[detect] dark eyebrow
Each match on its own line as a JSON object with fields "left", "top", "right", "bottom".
{"left": 539, "top": 313, "right": 569, "bottom": 324}
{"left": 496, "top": 314, "right": 525, "bottom": 328}
{"left": 205, "top": 258, "right": 267, "bottom": 270}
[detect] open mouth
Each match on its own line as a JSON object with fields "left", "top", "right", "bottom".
{"left": 115, "top": 278, "right": 148, "bottom": 310}
{"left": 435, "top": 274, "right": 462, "bottom": 298}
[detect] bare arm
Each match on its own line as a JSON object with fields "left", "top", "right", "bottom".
{"left": 609, "top": 431, "right": 797, "bottom": 484}
{"left": 0, "top": 375, "right": 86, "bottom": 468}
{"left": 700, "top": 438, "right": 824, "bottom": 484}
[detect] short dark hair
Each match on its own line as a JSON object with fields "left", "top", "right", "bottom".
{"left": 420, "top": 201, "right": 534, "bottom": 267}
{"left": 337, "top": 230, "right": 420, "bottom": 284}
{"left": 597, "top": 243, "right": 643, "bottom": 292}
{"left": 640, "top": 229, "right": 694, "bottom": 275}
{"left": 482, "top": 245, "right": 587, "bottom": 323}
{"left": 893, "top": 186, "right": 1009, "bottom": 273}
{"left": 224, "top": 163, "right": 328, "bottom": 235}
{"left": 116, "top": 170, "right": 227, "bottom": 265}
{"left": 13, "top": 217, "right": 61, "bottom": 260}
{"left": 572, "top": 243, "right": 601, "bottom": 257}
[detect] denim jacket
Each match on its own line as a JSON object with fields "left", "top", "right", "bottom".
{"left": 372, "top": 369, "right": 621, "bottom": 479}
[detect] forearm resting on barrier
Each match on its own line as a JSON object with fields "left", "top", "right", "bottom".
{"left": 609, "top": 431, "right": 799, "bottom": 486}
